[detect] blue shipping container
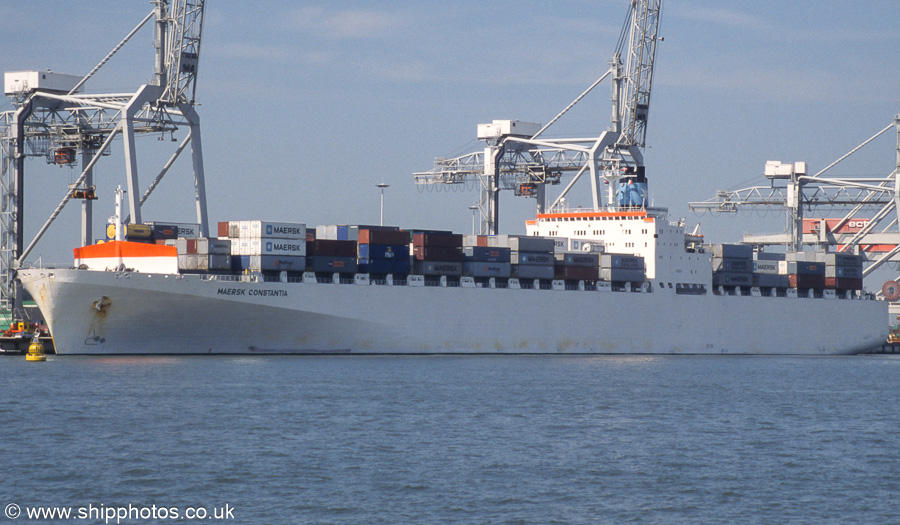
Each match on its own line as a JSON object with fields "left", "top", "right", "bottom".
{"left": 358, "top": 244, "right": 409, "bottom": 260}
{"left": 358, "top": 259, "right": 411, "bottom": 275}
{"left": 463, "top": 246, "right": 511, "bottom": 263}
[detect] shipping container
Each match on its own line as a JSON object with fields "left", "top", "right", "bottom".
{"left": 786, "top": 261, "right": 825, "bottom": 276}
{"left": 788, "top": 274, "right": 826, "bottom": 289}
{"left": 712, "top": 257, "right": 752, "bottom": 273}
{"left": 512, "top": 251, "right": 555, "bottom": 266}
{"left": 752, "top": 260, "right": 781, "bottom": 274}
{"left": 463, "top": 262, "right": 512, "bottom": 278}
{"left": 599, "top": 268, "right": 645, "bottom": 282}
{"left": 413, "top": 260, "right": 463, "bottom": 276}
{"left": 358, "top": 228, "right": 408, "bottom": 245}
{"left": 754, "top": 251, "right": 786, "bottom": 261}
{"left": 554, "top": 252, "right": 599, "bottom": 267}
{"left": 753, "top": 273, "right": 790, "bottom": 288}
{"left": 358, "top": 243, "right": 409, "bottom": 260}
{"left": 824, "top": 277, "right": 863, "bottom": 290}
{"left": 306, "top": 228, "right": 316, "bottom": 241}
{"left": 147, "top": 221, "right": 201, "bottom": 238}
{"left": 151, "top": 223, "right": 179, "bottom": 240}
{"left": 555, "top": 265, "right": 600, "bottom": 281}
{"left": 106, "top": 223, "right": 153, "bottom": 239}
{"left": 825, "top": 265, "right": 862, "bottom": 279}
{"left": 306, "top": 239, "right": 355, "bottom": 257}
{"left": 244, "top": 238, "right": 308, "bottom": 257}
{"left": 711, "top": 244, "right": 753, "bottom": 259}
{"left": 307, "top": 256, "right": 358, "bottom": 274}
{"left": 712, "top": 272, "right": 753, "bottom": 286}
{"left": 490, "top": 234, "right": 555, "bottom": 253}
{"left": 358, "top": 258, "right": 411, "bottom": 275}
{"left": 600, "top": 254, "right": 644, "bottom": 270}
{"left": 413, "top": 246, "right": 463, "bottom": 262}
{"left": 197, "top": 238, "right": 231, "bottom": 255}
{"left": 208, "top": 254, "right": 232, "bottom": 271}
{"left": 315, "top": 225, "right": 338, "bottom": 240}
{"left": 235, "top": 221, "right": 307, "bottom": 240}
{"left": 249, "top": 255, "right": 304, "bottom": 272}
{"left": 564, "top": 238, "right": 604, "bottom": 253}
{"left": 823, "top": 253, "right": 865, "bottom": 267}
{"left": 786, "top": 251, "right": 825, "bottom": 263}
{"left": 511, "top": 264, "right": 555, "bottom": 280}
{"left": 412, "top": 232, "right": 463, "bottom": 248}
{"left": 336, "top": 225, "right": 350, "bottom": 240}
{"left": 217, "top": 221, "right": 230, "bottom": 238}
{"left": 463, "top": 246, "right": 511, "bottom": 263}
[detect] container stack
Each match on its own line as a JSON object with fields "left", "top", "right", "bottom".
{"left": 600, "top": 254, "right": 645, "bottom": 283}
{"left": 306, "top": 238, "right": 358, "bottom": 274}
{"left": 357, "top": 227, "right": 410, "bottom": 275}
{"left": 490, "top": 235, "right": 555, "bottom": 280}
{"left": 752, "top": 252, "right": 789, "bottom": 288}
{"left": 220, "top": 220, "right": 306, "bottom": 272}
{"left": 784, "top": 252, "right": 826, "bottom": 289}
{"left": 711, "top": 244, "right": 753, "bottom": 287}
{"left": 462, "top": 241, "right": 512, "bottom": 278}
{"left": 174, "top": 237, "right": 232, "bottom": 271}
{"left": 824, "top": 252, "right": 864, "bottom": 291}
{"left": 412, "top": 232, "right": 463, "bottom": 276}
{"left": 554, "top": 252, "right": 600, "bottom": 281}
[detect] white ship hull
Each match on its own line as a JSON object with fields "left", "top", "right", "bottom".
{"left": 19, "top": 268, "right": 888, "bottom": 355}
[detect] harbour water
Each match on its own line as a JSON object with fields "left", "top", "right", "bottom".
{"left": 2, "top": 354, "right": 899, "bottom": 523}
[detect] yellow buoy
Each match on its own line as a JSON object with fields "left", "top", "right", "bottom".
{"left": 25, "top": 340, "right": 46, "bottom": 362}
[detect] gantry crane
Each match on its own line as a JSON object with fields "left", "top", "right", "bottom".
{"left": 413, "top": 0, "right": 663, "bottom": 235}
{"left": 689, "top": 115, "right": 900, "bottom": 286}
{"left": 0, "top": 0, "right": 207, "bottom": 320}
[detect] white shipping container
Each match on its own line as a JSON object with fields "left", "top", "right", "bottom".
{"left": 244, "top": 238, "right": 307, "bottom": 257}
{"left": 245, "top": 221, "right": 307, "bottom": 240}
{"left": 315, "top": 225, "right": 339, "bottom": 240}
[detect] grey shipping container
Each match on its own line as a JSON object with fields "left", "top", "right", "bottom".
{"left": 463, "top": 246, "right": 511, "bottom": 262}
{"left": 824, "top": 253, "right": 864, "bottom": 267}
{"left": 208, "top": 254, "right": 232, "bottom": 271}
{"left": 490, "top": 235, "right": 555, "bottom": 253}
{"left": 511, "top": 264, "right": 555, "bottom": 280}
{"left": 754, "top": 273, "right": 790, "bottom": 288}
{"left": 712, "top": 257, "right": 752, "bottom": 273}
{"left": 414, "top": 261, "right": 463, "bottom": 276}
{"left": 786, "top": 251, "right": 824, "bottom": 263}
{"left": 600, "top": 254, "right": 644, "bottom": 270}
{"left": 752, "top": 260, "right": 781, "bottom": 274}
{"left": 555, "top": 252, "right": 599, "bottom": 267}
{"left": 599, "top": 268, "right": 645, "bottom": 282}
{"left": 197, "top": 237, "right": 231, "bottom": 255}
{"left": 512, "top": 251, "right": 555, "bottom": 266}
{"left": 177, "top": 254, "right": 199, "bottom": 270}
{"left": 712, "top": 272, "right": 753, "bottom": 286}
{"left": 463, "top": 262, "right": 512, "bottom": 278}
{"left": 754, "top": 251, "right": 786, "bottom": 261}
{"left": 711, "top": 244, "right": 753, "bottom": 259}
{"left": 249, "top": 255, "right": 305, "bottom": 272}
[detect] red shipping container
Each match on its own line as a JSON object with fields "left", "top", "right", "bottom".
{"left": 554, "top": 266, "right": 600, "bottom": 281}
{"left": 306, "top": 239, "right": 357, "bottom": 257}
{"left": 788, "top": 274, "right": 825, "bottom": 289}
{"left": 825, "top": 277, "right": 863, "bottom": 290}
{"left": 413, "top": 246, "right": 463, "bottom": 262}
{"left": 217, "top": 221, "right": 229, "bottom": 237}
{"left": 477, "top": 235, "right": 488, "bottom": 247}
{"left": 186, "top": 238, "right": 198, "bottom": 255}
{"left": 358, "top": 228, "right": 408, "bottom": 245}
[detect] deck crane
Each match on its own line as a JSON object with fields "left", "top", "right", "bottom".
{"left": 0, "top": 0, "right": 207, "bottom": 322}
{"left": 413, "top": 0, "right": 663, "bottom": 235}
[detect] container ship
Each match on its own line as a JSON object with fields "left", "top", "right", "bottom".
{"left": 5, "top": 1, "right": 890, "bottom": 354}
{"left": 17, "top": 208, "right": 887, "bottom": 355}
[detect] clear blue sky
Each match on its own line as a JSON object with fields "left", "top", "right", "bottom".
{"left": 1, "top": 1, "right": 898, "bottom": 263}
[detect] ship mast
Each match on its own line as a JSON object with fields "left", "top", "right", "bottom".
{"left": 413, "top": 0, "right": 663, "bottom": 235}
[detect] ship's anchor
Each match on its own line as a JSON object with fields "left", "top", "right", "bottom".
{"left": 92, "top": 296, "right": 111, "bottom": 313}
